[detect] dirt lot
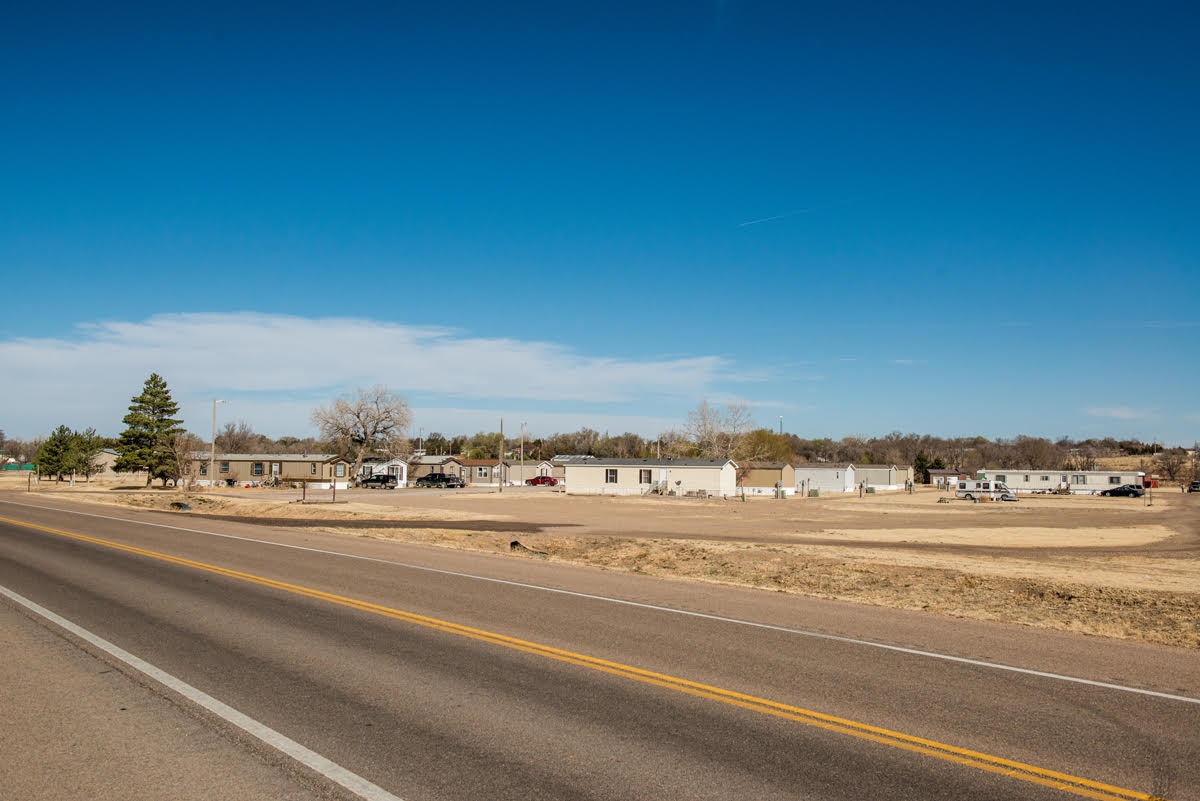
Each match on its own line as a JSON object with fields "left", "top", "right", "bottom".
{"left": 6, "top": 474, "right": 1199, "bottom": 648}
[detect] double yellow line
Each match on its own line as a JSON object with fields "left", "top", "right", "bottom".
{"left": 4, "top": 516, "right": 1169, "bottom": 801}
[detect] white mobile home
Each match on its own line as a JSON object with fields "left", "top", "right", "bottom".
{"left": 564, "top": 458, "right": 738, "bottom": 497}
{"left": 360, "top": 457, "right": 409, "bottom": 488}
{"left": 978, "top": 469, "right": 1146, "bottom": 495}
{"left": 793, "top": 463, "right": 856, "bottom": 494}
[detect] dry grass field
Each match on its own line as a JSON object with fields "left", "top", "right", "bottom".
{"left": 5, "top": 472, "right": 1198, "bottom": 648}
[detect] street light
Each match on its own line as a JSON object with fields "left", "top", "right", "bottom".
{"left": 209, "top": 399, "right": 227, "bottom": 490}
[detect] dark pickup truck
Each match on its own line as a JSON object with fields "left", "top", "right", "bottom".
{"left": 414, "top": 473, "right": 465, "bottom": 488}
{"left": 360, "top": 474, "right": 399, "bottom": 489}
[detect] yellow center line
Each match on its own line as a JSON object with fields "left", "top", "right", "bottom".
{"left": 4, "top": 516, "right": 1170, "bottom": 801}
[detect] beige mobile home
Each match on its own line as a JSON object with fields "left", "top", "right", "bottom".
{"left": 194, "top": 453, "right": 353, "bottom": 488}
{"left": 564, "top": 458, "right": 738, "bottom": 497}
{"left": 459, "top": 458, "right": 503, "bottom": 486}
{"left": 506, "top": 460, "right": 555, "bottom": 485}
{"left": 737, "top": 462, "right": 797, "bottom": 495}
{"left": 407, "top": 455, "right": 465, "bottom": 482}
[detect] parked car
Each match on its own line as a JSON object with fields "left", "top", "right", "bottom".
{"left": 1099, "top": 484, "right": 1144, "bottom": 497}
{"left": 360, "top": 474, "right": 398, "bottom": 489}
{"left": 1189, "top": 481, "right": 1200, "bottom": 493}
{"left": 415, "top": 473, "right": 464, "bottom": 488}
{"left": 525, "top": 475, "right": 558, "bottom": 486}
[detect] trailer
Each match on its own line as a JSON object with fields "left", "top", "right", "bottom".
{"left": 978, "top": 470, "right": 1146, "bottom": 495}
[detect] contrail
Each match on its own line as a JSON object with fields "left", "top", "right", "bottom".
{"left": 738, "top": 209, "right": 811, "bottom": 227}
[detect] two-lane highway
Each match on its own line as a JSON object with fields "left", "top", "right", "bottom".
{"left": 2, "top": 496, "right": 1197, "bottom": 800}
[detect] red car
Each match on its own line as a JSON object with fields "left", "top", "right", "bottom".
{"left": 525, "top": 475, "right": 558, "bottom": 486}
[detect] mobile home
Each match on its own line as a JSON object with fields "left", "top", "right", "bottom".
{"left": 978, "top": 470, "right": 1146, "bottom": 495}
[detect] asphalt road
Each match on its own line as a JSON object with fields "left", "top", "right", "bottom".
{"left": 2, "top": 494, "right": 1198, "bottom": 801}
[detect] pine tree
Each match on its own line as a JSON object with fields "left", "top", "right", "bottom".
{"left": 36, "top": 425, "right": 77, "bottom": 480}
{"left": 73, "top": 427, "right": 105, "bottom": 480}
{"left": 115, "top": 373, "right": 184, "bottom": 486}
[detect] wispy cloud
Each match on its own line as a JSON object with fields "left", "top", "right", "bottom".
{"left": 0, "top": 313, "right": 736, "bottom": 437}
{"left": 1085, "top": 406, "right": 1147, "bottom": 420}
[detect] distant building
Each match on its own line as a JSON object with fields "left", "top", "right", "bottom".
{"left": 360, "top": 457, "right": 409, "bottom": 487}
{"left": 564, "top": 457, "right": 738, "bottom": 497}
{"left": 978, "top": 469, "right": 1146, "bottom": 494}
{"left": 793, "top": 463, "right": 856, "bottom": 494}
{"left": 192, "top": 453, "right": 352, "bottom": 489}
{"left": 855, "top": 464, "right": 914, "bottom": 491}
{"left": 407, "top": 455, "right": 465, "bottom": 482}
{"left": 737, "top": 462, "right": 797, "bottom": 495}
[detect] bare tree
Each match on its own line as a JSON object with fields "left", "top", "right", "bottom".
{"left": 683, "top": 399, "right": 754, "bottom": 459}
{"left": 1012, "top": 436, "right": 1059, "bottom": 469}
{"left": 172, "top": 431, "right": 205, "bottom": 489}
{"left": 1155, "top": 449, "right": 1188, "bottom": 483}
{"left": 656, "top": 428, "right": 699, "bottom": 458}
{"left": 311, "top": 386, "right": 413, "bottom": 480}
{"left": 216, "top": 420, "right": 264, "bottom": 453}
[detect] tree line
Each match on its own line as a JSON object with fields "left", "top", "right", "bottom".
{"left": 3, "top": 382, "right": 1196, "bottom": 485}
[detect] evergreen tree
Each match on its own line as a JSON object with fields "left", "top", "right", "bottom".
{"left": 115, "top": 373, "right": 185, "bottom": 486}
{"left": 36, "top": 425, "right": 77, "bottom": 480}
{"left": 35, "top": 426, "right": 106, "bottom": 481}
{"left": 74, "top": 427, "right": 105, "bottom": 480}
{"left": 913, "top": 451, "right": 931, "bottom": 484}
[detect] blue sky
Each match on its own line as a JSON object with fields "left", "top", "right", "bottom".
{"left": 2, "top": 1, "right": 1197, "bottom": 445}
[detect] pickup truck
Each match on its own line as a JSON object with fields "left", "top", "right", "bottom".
{"left": 414, "top": 473, "right": 465, "bottom": 488}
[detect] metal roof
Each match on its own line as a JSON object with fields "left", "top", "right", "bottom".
{"left": 193, "top": 452, "right": 336, "bottom": 462}
{"left": 568, "top": 457, "right": 735, "bottom": 467}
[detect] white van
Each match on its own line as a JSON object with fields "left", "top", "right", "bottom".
{"left": 955, "top": 479, "right": 1017, "bottom": 501}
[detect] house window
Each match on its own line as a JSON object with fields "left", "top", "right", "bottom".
{"left": 995, "top": 474, "right": 1007, "bottom": 483}
{"left": 199, "top": 463, "right": 207, "bottom": 475}
{"left": 335, "top": 464, "right": 346, "bottom": 477}
{"left": 1109, "top": 476, "right": 1122, "bottom": 485}
{"left": 220, "top": 462, "right": 230, "bottom": 473}
{"left": 605, "top": 469, "right": 618, "bottom": 484}
{"left": 252, "top": 463, "right": 264, "bottom": 476}
{"left": 1072, "top": 475, "right": 1087, "bottom": 485}
{"left": 310, "top": 463, "right": 317, "bottom": 475}
{"left": 478, "top": 466, "right": 489, "bottom": 478}
{"left": 1040, "top": 475, "right": 1049, "bottom": 481}
{"left": 639, "top": 469, "right": 652, "bottom": 484}
{"left": 1023, "top": 475, "right": 1030, "bottom": 482}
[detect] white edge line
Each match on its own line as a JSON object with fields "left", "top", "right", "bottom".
{"left": 0, "top": 583, "right": 406, "bottom": 801}
{"left": 5, "top": 498, "right": 1199, "bottom": 707}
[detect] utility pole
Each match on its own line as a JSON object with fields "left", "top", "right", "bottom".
{"left": 209, "top": 399, "right": 227, "bottom": 490}
{"left": 498, "top": 418, "right": 504, "bottom": 493}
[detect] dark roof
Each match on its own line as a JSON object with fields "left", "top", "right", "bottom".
{"left": 569, "top": 457, "right": 735, "bottom": 468}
